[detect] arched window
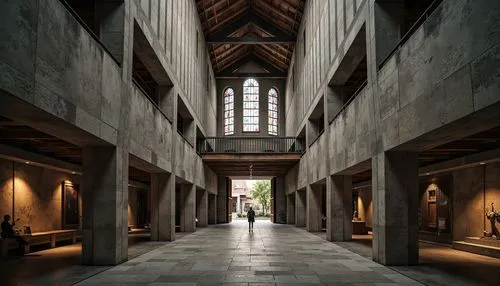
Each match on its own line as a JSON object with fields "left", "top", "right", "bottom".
{"left": 268, "top": 88, "right": 278, "bottom": 135}
{"left": 243, "top": 79, "right": 259, "bottom": 132}
{"left": 223, "top": 87, "right": 234, "bottom": 135}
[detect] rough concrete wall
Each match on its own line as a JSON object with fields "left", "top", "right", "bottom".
{"left": 376, "top": 0, "right": 500, "bottom": 152}
{"left": 0, "top": 158, "right": 80, "bottom": 233}
{"left": 453, "top": 163, "right": 500, "bottom": 240}
{"left": 308, "top": 133, "right": 327, "bottom": 184}
{"left": 285, "top": 92, "right": 297, "bottom": 137}
{"left": 297, "top": 157, "right": 308, "bottom": 190}
{"left": 329, "top": 86, "right": 374, "bottom": 175}
{"left": 175, "top": 134, "right": 196, "bottom": 183}
{"left": 133, "top": 0, "right": 218, "bottom": 186}
{"left": 134, "top": 0, "right": 217, "bottom": 136}
{"left": 194, "top": 156, "right": 205, "bottom": 189}
{"left": 0, "top": 0, "right": 177, "bottom": 175}
{"left": 129, "top": 85, "right": 173, "bottom": 172}
{"left": 216, "top": 79, "right": 286, "bottom": 136}
{"left": 287, "top": 0, "right": 367, "bottom": 134}
{"left": 285, "top": 164, "right": 298, "bottom": 195}
{"left": 5, "top": 0, "right": 123, "bottom": 144}
{"left": 204, "top": 166, "right": 217, "bottom": 195}
{"left": 285, "top": 62, "right": 296, "bottom": 137}
{"left": 291, "top": 0, "right": 368, "bottom": 185}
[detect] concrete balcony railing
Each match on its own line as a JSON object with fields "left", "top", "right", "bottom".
{"left": 197, "top": 137, "right": 305, "bottom": 154}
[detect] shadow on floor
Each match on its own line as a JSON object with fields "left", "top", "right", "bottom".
{"left": 314, "top": 232, "right": 500, "bottom": 286}
{"left": 0, "top": 233, "right": 177, "bottom": 286}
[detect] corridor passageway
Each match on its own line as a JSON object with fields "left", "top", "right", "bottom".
{"left": 76, "top": 221, "right": 419, "bottom": 285}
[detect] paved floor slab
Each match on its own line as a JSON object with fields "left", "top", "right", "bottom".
{"left": 76, "top": 221, "right": 422, "bottom": 286}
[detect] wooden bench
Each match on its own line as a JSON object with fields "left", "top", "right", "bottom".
{"left": 0, "top": 237, "right": 20, "bottom": 257}
{"left": 22, "top": 230, "right": 78, "bottom": 253}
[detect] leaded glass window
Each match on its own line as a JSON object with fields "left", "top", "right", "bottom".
{"left": 268, "top": 88, "right": 278, "bottom": 135}
{"left": 243, "top": 79, "right": 259, "bottom": 132}
{"left": 223, "top": 87, "right": 234, "bottom": 135}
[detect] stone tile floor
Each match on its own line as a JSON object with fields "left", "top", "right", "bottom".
{"left": 0, "top": 232, "right": 185, "bottom": 286}
{"left": 76, "top": 221, "right": 422, "bottom": 286}
{"left": 313, "top": 232, "right": 500, "bottom": 286}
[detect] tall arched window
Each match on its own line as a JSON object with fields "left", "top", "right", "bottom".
{"left": 268, "top": 88, "right": 278, "bottom": 135}
{"left": 223, "top": 87, "right": 234, "bottom": 135}
{"left": 243, "top": 78, "right": 259, "bottom": 132}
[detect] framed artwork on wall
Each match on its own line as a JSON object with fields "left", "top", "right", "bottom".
{"left": 62, "top": 181, "right": 79, "bottom": 229}
{"left": 427, "top": 188, "right": 437, "bottom": 202}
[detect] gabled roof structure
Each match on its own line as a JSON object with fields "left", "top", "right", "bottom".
{"left": 196, "top": 0, "right": 306, "bottom": 78}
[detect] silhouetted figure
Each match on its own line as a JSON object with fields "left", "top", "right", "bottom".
{"left": 1, "top": 214, "right": 25, "bottom": 255}
{"left": 247, "top": 207, "right": 255, "bottom": 232}
{"left": 1, "top": 215, "right": 16, "bottom": 238}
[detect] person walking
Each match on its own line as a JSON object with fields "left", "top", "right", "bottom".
{"left": 247, "top": 207, "right": 255, "bottom": 232}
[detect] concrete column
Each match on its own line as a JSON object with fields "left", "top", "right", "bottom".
{"left": 208, "top": 194, "right": 217, "bottom": 224}
{"left": 327, "top": 175, "right": 352, "bottom": 241}
{"left": 275, "top": 177, "right": 286, "bottom": 223}
{"left": 217, "top": 177, "right": 228, "bottom": 223}
{"left": 82, "top": 146, "right": 128, "bottom": 265}
{"left": 306, "top": 185, "right": 322, "bottom": 232}
{"left": 236, "top": 195, "right": 241, "bottom": 213}
{"left": 197, "top": 189, "right": 208, "bottom": 227}
{"left": 295, "top": 190, "right": 306, "bottom": 227}
{"left": 150, "top": 173, "right": 175, "bottom": 241}
{"left": 287, "top": 194, "right": 296, "bottom": 225}
{"left": 180, "top": 184, "right": 196, "bottom": 232}
{"left": 372, "top": 152, "right": 419, "bottom": 265}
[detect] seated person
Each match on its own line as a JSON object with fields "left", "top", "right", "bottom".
{"left": 1, "top": 214, "right": 26, "bottom": 255}
{"left": 1, "top": 214, "right": 17, "bottom": 238}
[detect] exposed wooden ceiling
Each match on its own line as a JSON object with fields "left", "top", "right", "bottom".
{"left": 351, "top": 127, "right": 500, "bottom": 184}
{"left": 0, "top": 116, "right": 82, "bottom": 165}
{"left": 418, "top": 126, "right": 500, "bottom": 166}
{"left": 196, "top": 0, "right": 305, "bottom": 78}
{"left": 0, "top": 116, "right": 152, "bottom": 183}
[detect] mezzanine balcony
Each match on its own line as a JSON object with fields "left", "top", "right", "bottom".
{"left": 197, "top": 137, "right": 305, "bottom": 177}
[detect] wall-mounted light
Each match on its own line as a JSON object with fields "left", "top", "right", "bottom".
{"left": 25, "top": 161, "right": 30, "bottom": 164}
{"left": 71, "top": 171, "right": 76, "bottom": 174}
{"left": 426, "top": 173, "right": 430, "bottom": 176}
{"left": 480, "top": 162, "right": 486, "bottom": 165}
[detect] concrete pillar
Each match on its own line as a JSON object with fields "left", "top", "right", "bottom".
{"left": 295, "top": 190, "right": 306, "bottom": 227}
{"left": 306, "top": 185, "right": 322, "bottom": 232}
{"left": 180, "top": 184, "right": 196, "bottom": 232}
{"left": 327, "top": 175, "right": 352, "bottom": 241}
{"left": 150, "top": 173, "right": 175, "bottom": 241}
{"left": 82, "top": 146, "right": 128, "bottom": 265}
{"left": 372, "top": 152, "right": 419, "bottom": 265}
{"left": 236, "top": 195, "right": 241, "bottom": 213}
{"left": 275, "top": 177, "right": 286, "bottom": 223}
{"left": 208, "top": 194, "right": 217, "bottom": 224}
{"left": 217, "top": 176, "right": 228, "bottom": 223}
{"left": 197, "top": 189, "right": 208, "bottom": 227}
{"left": 287, "top": 194, "right": 296, "bottom": 225}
